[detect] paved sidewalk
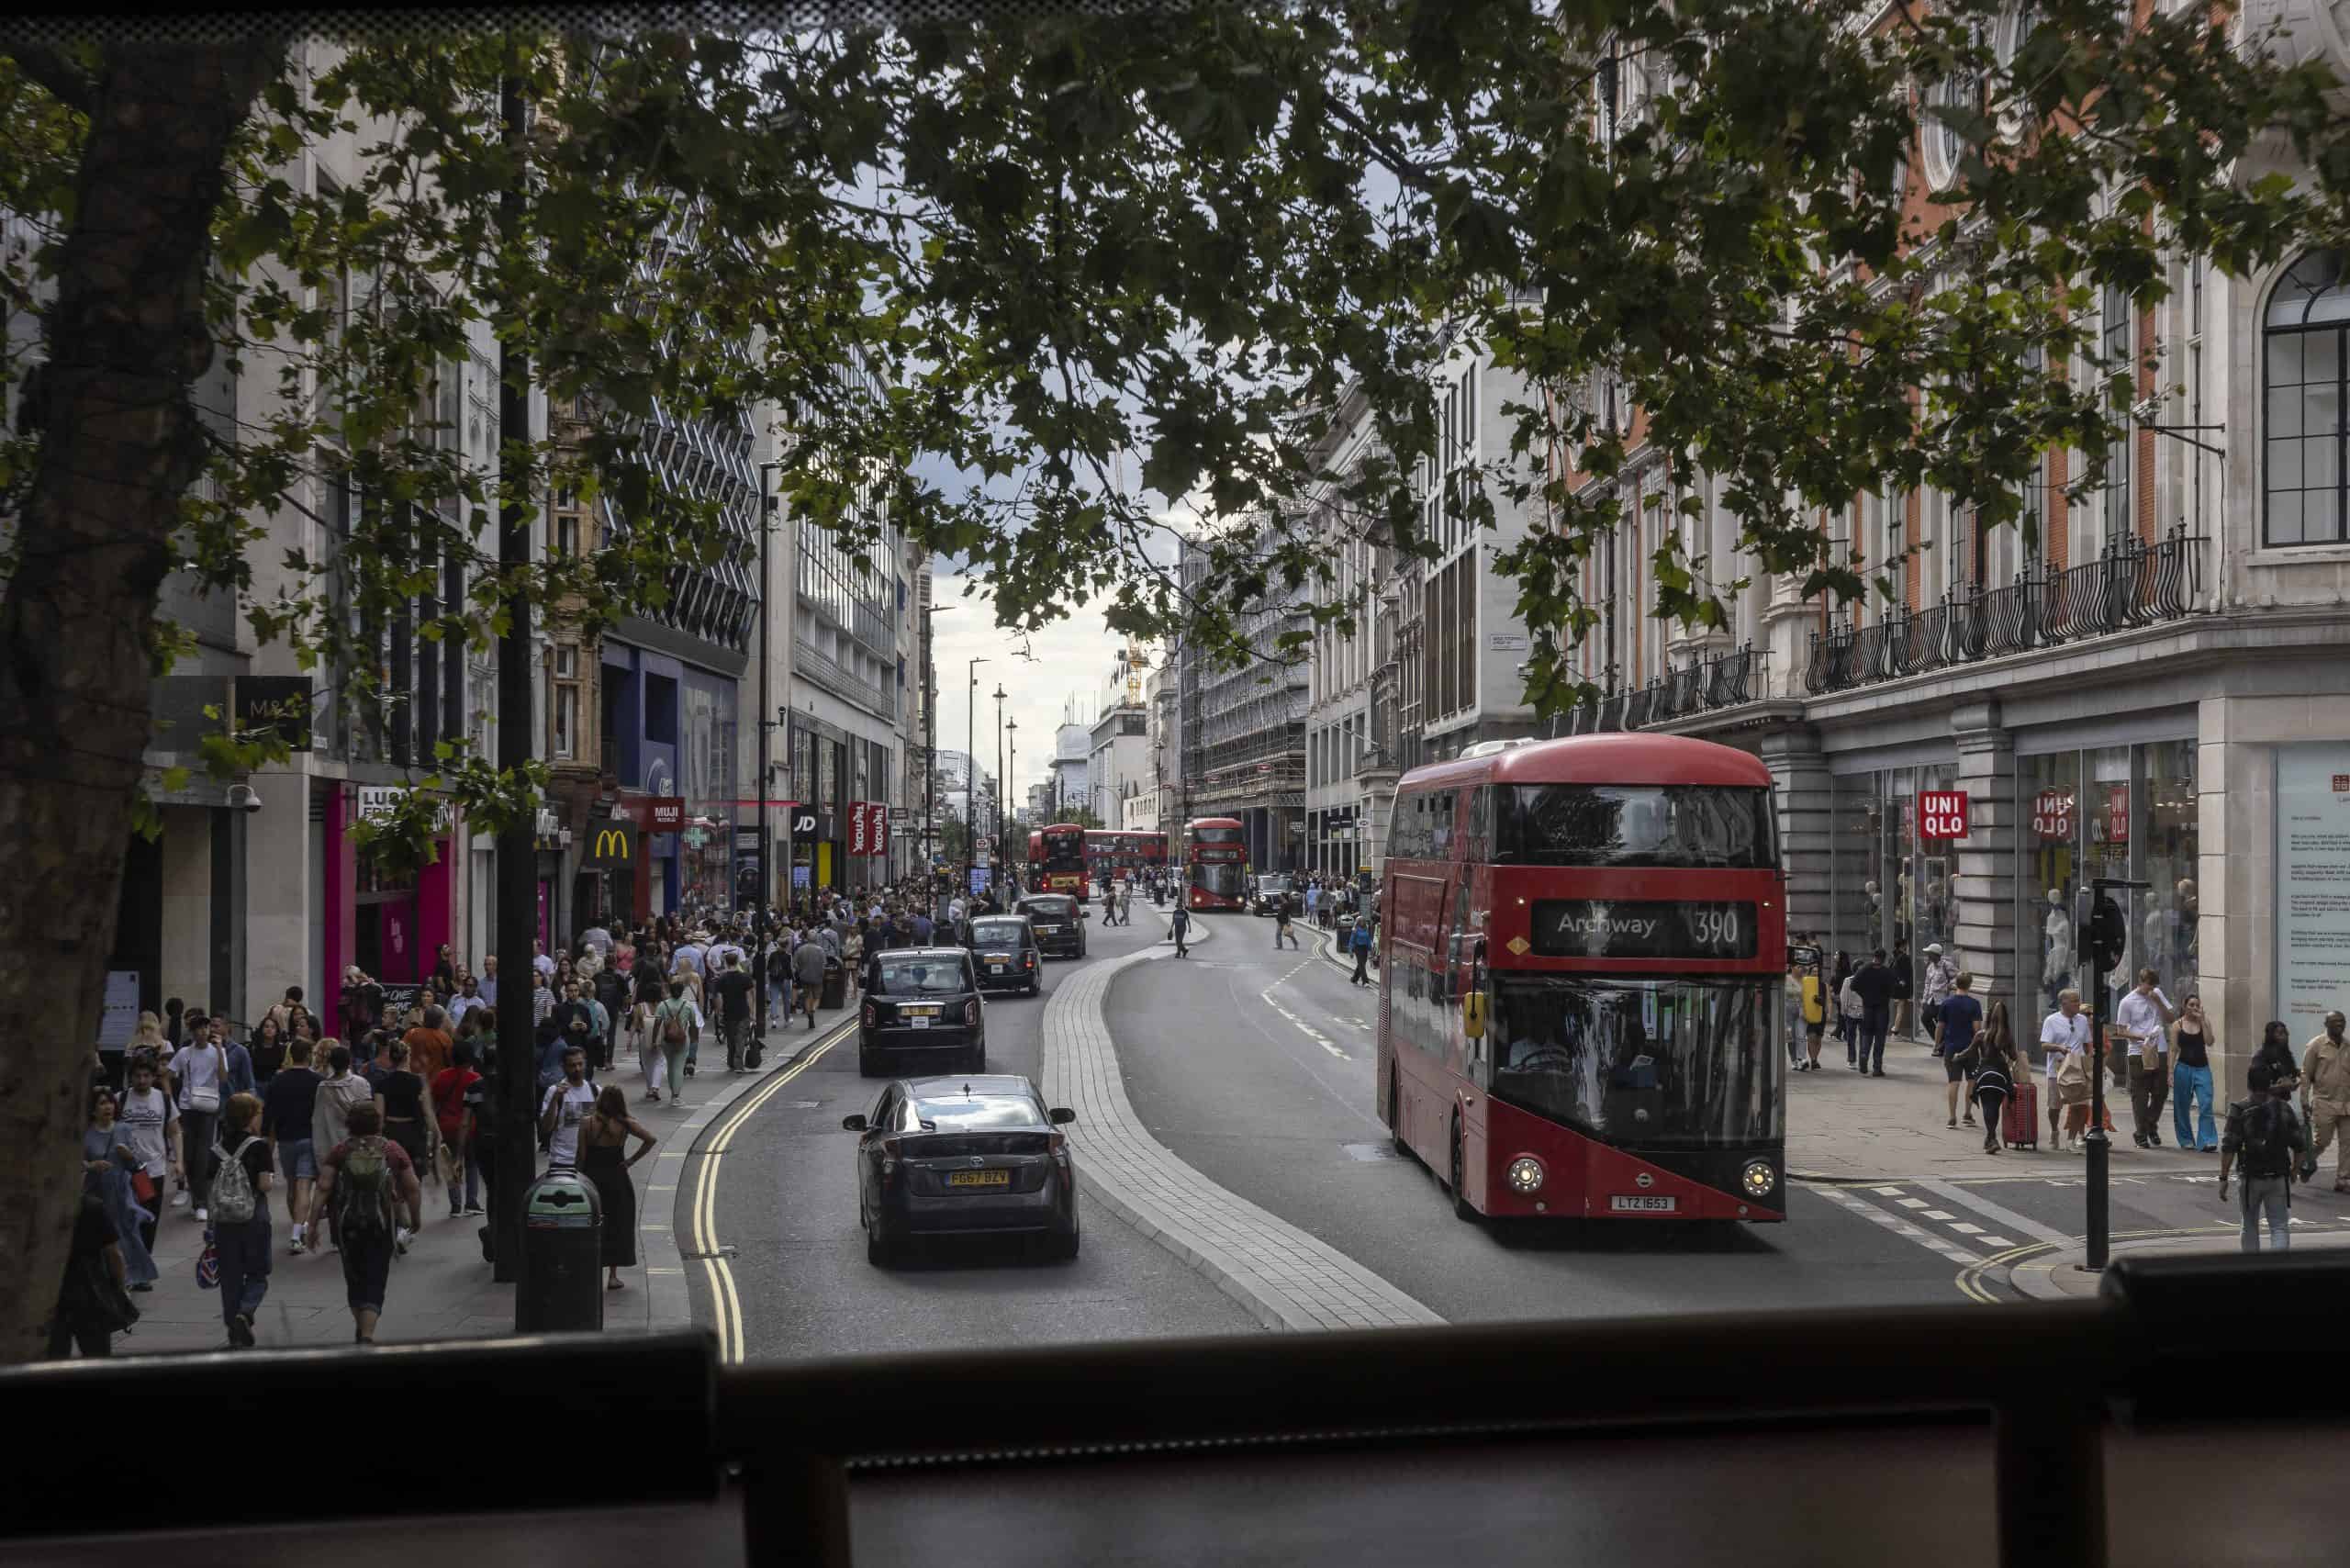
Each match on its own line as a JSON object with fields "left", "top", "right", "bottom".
{"left": 109, "top": 1002, "right": 848, "bottom": 1355}
{"left": 1785, "top": 1036, "right": 2217, "bottom": 1183}
{"left": 2007, "top": 1223, "right": 2350, "bottom": 1300}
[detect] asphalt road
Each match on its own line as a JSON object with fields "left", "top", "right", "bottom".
{"left": 1103, "top": 914, "right": 2347, "bottom": 1316}
{"left": 696, "top": 904, "right": 2350, "bottom": 1362}
{"left": 701, "top": 901, "right": 1261, "bottom": 1362}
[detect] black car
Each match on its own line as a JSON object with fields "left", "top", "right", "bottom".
{"left": 1013, "top": 893, "right": 1089, "bottom": 958}
{"left": 858, "top": 947, "right": 986, "bottom": 1077}
{"left": 842, "top": 1074, "right": 1080, "bottom": 1265}
{"left": 957, "top": 913, "right": 1043, "bottom": 995}
{"left": 1248, "top": 874, "right": 1293, "bottom": 918}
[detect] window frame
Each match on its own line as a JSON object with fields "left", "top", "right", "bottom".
{"left": 2263, "top": 250, "right": 2350, "bottom": 549}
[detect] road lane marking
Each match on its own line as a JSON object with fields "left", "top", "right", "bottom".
{"left": 1909, "top": 1177, "right": 2074, "bottom": 1248}
{"left": 1260, "top": 958, "right": 1348, "bottom": 1059}
{"left": 687, "top": 1017, "right": 854, "bottom": 1363}
{"left": 1818, "top": 1186, "right": 1981, "bottom": 1266}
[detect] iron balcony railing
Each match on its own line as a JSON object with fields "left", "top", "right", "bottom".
{"left": 1566, "top": 644, "right": 1762, "bottom": 735}
{"left": 1805, "top": 528, "right": 2206, "bottom": 697}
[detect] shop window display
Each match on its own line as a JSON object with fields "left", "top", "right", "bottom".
{"left": 2014, "top": 742, "right": 2198, "bottom": 1018}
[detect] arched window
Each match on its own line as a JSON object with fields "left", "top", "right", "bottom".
{"left": 2265, "top": 250, "right": 2350, "bottom": 547}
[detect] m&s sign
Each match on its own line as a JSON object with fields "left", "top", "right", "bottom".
{"left": 1919, "top": 790, "right": 1970, "bottom": 841}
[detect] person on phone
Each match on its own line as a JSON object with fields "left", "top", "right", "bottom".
{"left": 2170, "top": 994, "right": 2220, "bottom": 1152}
{"left": 2114, "top": 969, "right": 2179, "bottom": 1148}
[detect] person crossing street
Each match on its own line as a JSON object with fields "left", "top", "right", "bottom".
{"left": 1275, "top": 892, "right": 1300, "bottom": 949}
{"left": 1170, "top": 902, "right": 1191, "bottom": 958}
{"left": 1348, "top": 917, "right": 1373, "bottom": 986}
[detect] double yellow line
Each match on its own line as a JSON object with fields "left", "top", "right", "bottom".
{"left": 686, "top": 1016, "right": 856, "bottom": 1363}
{"left": 1953, "top": 1222, "right": 2244, "bottom": 1305}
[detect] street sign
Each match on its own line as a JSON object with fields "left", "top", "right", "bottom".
{"left": 1919, "top": 790, "right": 1969, "bottom": 840}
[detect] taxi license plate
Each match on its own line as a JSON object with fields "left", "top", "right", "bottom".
{"left": 990, "top": 963, "right": 1006, "bottom": 974}
{"left": 1609, "top": 1195, "right": 1676, "bottom": 1213}
{"left": 946, "top": 1170, "right": 1010, "bottom": 1188}
{"left": 909, "top": 1016, "right": 930, "bottom": 1030}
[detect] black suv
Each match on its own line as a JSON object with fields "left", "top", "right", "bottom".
{"left": 957, "top": 913, "right": 1043, "bottom": 995}
{"left": 1014, "top": 893, "right": 1088, "bottom": 958}
{"left": 859, "top": 947, "right": 986, "bottom": 1076}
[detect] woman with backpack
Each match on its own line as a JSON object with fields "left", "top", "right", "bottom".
{"left": 208, "top": 1092, "right": 275, "bottom": 1348}
{"left": 1957, "top": 1004, "right": 2020, "bottom": 1155}
{"left": 311, "top": 1102, "right": 421, "bottom": 1345}
{"left": 652, "top": 980, "right": 700, "bottom": 1111}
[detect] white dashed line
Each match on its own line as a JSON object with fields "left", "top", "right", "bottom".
{"left": 1921, "top": 1209, "right": 1958, "bottom": 1221}
{"left": 1948, "top": 1221, "right": 1986, "bottom": 1235}
{"left": 1897, "top": 1197, "right": 1930, "bottom": 1209}
{"left": 1977, "top": 1235, "right": 2019, "bottom": 1249}
{"left": 1820, "top": 1187, "right": 1980, "bottom": 1264}
{"left": 1263, "top": 960, "right": 1350, "bottom": 1059}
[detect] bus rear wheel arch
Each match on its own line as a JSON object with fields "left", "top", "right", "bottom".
{"left": 1448, "top": 1111, "right": 1477, "bottom": 1223}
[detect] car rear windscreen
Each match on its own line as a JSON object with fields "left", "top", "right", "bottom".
{"left": 876, "top": 958, "right": 968, "bottom": 995}
{"left": 913, "top": 1095, "right": 1045, "bottom": 1131}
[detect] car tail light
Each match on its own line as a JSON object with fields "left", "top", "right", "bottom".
{"left": 1046, "top": 1130, "right": 1067, "bottom": 1156}
{"left": 1026, "top": 952, "right": 1036, "bottom": 969}
{"left": 861, "top": 1002, "right": 875, "bottom": 1028}
{"left": 964, "top": 1000, "right": 979, "bottom": 1026}
{"left": 879, "top": 1137, "right": 901, "bottom": 1181}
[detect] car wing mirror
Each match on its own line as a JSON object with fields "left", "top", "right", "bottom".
{"left": 1047, "top": 1106, "right": 1076, "bottom": 1125}
{"left": 840, "top": 1114, "right": 867, "bottom": 1133}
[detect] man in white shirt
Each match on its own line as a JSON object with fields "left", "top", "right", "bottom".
{"left": 478, "top": 954, "right": 500, "bottom": 1008}
{"left": 165, "top": 1031, "right": 229, "bottom": 1220}
{"left": 447, "top": 975, "right": 486, "bottom": 1029}
{"left": 2113, "top": 968, "right": 2178, "bottom": 1148}
{"left": 2041, "top": 989, "right": 2093, "bottom": 1152}
{"left": 532, "top": 938, "right": 557, "bottom": 983}
{"left": 117, "top": 1056, "right": 179, "bottom": 1249}
{"left": 538, "top": 1046, "right": 599, "bottom": 1170}
{"left": 673, "top": 935, "right": 708, "bottom": 978}
{"left": 947, "top": 893, "right": 967, "bottom": 926}
{"left": 708, "top": 929, "right": 747, "bottom": 974}
{"left": 580, "top": 922, "right": 613, "bottom": 957}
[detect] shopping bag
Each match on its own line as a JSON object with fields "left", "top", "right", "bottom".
{"left": 195, "top": 1231, "right": 219, "bottom": 1291}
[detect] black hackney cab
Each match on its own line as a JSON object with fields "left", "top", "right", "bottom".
{"left": 859, "top": 947, "right": 986, "bottom": 1077}
{"left": 841, "top": 1075, "right": 1080, "bottom": 1266}
{"left": 960, "top": 913, "right": 1043, "bottom": 994}
{"left": 1015, "top": 893, "right": 1088, "bottom": 958}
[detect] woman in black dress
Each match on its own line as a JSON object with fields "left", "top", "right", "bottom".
{"left": 578, "top": 1086, "right": 657, "bottom": 1290}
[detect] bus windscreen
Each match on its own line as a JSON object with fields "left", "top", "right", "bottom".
{"left": 1497, "top": 785, "right": 1775, "bottom": 868}
{"left": 1487, "top": 976, "right": 1779, "bottom": 1148}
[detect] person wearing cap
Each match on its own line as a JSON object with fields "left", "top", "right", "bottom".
{"left": 1919, "top": 943, "right": 1955, "bottom": 1047}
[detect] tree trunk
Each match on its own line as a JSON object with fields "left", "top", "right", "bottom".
{"left": 0, "top": 41, "right": 279, "bottom": 1364}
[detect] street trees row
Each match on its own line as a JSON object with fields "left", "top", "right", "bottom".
{"left": 6, "top": 2, "right": 2347, "bottom": 1359}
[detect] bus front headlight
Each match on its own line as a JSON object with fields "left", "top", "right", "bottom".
{"left": 1506, "top": 1156, "right": 1545, "bottom": 1194}
{"left": 1740, "top": 1159, "right": 1776, "bottom": 1198}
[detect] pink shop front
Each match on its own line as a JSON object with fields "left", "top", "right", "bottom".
{"left": 322, "top": 782, "right": 456, "bottom": 1004}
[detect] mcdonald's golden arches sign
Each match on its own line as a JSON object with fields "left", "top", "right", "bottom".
{"left": 586, "top": 821, "right": 638, "bottom": 868}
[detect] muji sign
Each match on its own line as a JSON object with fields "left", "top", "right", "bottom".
{"left": 1919, "top": 790, "right": 1970, "bottom": 840}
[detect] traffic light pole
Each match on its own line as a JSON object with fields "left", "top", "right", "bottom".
{"left": 2079, "top": 876, "right": 2149, "bottom": 1273}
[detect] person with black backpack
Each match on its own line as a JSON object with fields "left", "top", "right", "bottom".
{"left": 309, "top": 1102, "right": 421, "bottom": 1344}
{"left": 2220, "top": 1063, "right": 2310, "bottom": 1252}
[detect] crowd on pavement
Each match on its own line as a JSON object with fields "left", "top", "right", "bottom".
{"left": 48, "top": 871, "right": 1035, "bottom": 1359}
{"left": 1788, "top": 938, "right": 2350, "bottom": 1250}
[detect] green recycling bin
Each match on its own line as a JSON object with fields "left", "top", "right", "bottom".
{"left": 516, "top": 1170, "right": 604, "bottom": 1334}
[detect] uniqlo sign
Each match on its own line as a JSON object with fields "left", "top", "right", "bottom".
{"left": 849, "top": 803, "right": 869, "bottom": 857}
{"left": 2031, "top": 789, "right": 2076, "bottom": 842}
{"left": 1919, "top": 790, "right": 1970, "bottom": 840}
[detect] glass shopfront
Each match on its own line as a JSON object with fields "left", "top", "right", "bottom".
{"left": 1828, "top": 765, "right": 1957, "bottom": 969}
{"left": 2014, "top": 740, "right": 2199, "bottom": 1017}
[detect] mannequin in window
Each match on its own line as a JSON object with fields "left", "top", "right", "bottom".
{"left": 2042, "top": 887, "right": 2073, "bottom": 1008}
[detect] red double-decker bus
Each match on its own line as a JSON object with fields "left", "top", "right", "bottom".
{"left": 1376, "top": 734, "right": 1786, "bottom": 1224}
{"left": 1082, "top": 829, "right": 1167, "bottom": 885}
{"left": 1031, "top": 822, "right": 1088, "bottom": 897}
{"left": 1184, "top": 818, "right": 1248, "bottom": 911}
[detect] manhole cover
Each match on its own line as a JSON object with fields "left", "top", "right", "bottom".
{"left": 1341, "top": 1143, "right": 1401, "bottom": 1162}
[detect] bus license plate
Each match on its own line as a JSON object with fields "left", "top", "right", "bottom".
{"left": 1609, "top": 1195, "right": 1677, "bottom": 1213}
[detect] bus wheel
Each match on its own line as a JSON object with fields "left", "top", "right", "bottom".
{"left": 1387, "top": 1075, "right": 1411, "bottom": 1161}
{"left": 1448, "top": 1114, "right": 1477, "bottom": 1223}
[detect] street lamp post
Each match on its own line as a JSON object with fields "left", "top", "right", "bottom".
{"left": 966, "top": 657, "right": 989, "bottom": 894}
{"left": 992, "top": 683, "right": 1008, "bottom": 902}
{"left": 1006, "top": 716, "right": 1018, "bottom": 896}
{"left": 922, "top": 605, "right": 954, "bottom": 899}
{"left": 755, "top": 462, "right": 778, "bottom": 1035}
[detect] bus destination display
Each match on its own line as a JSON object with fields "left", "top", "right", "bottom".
{"left": 1528, "top": 899, "right": 1758, "bottom": 959}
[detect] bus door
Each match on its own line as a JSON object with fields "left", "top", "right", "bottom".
{"left": 1446, "top": 860, "right": 1483, "bottom": 1086}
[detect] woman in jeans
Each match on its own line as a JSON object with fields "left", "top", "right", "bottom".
{"left": 80, "top": 1085, "right": 158, "bottom": 1291}
{"left": 210, "top": 1092, "right": 274, "bottom": 1349}
{"left": 2171, "top": 995, "right": 2220, "bottom": 1152}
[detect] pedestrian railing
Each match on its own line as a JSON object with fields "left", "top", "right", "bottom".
{"left": 1804, "top": 528, "right": 2206, "bottom": 696}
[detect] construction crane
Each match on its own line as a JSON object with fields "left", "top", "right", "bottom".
{"left": 1124, "top": 633, "right": 1147, "bottom": 705}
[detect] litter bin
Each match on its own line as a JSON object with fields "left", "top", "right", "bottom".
{"left": 821, "top": 958, "right": 846, "bottom": 1012}
{"left": 516, "top": 1170, "right": 603, "bottom": 1334}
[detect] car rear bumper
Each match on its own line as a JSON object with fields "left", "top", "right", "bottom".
{"left": 882, "top": 1182, "right": 1074, "bottom": 1236}
{"left": 975, "top": 971, "right": 1035, "bottom": 991}
{"left": 863, "top": 1025, "right": 980, "bottom": 1056}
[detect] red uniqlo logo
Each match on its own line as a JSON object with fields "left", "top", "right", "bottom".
{"left": 2032, "top": 789, "right": 2075, "bottom": 841}
{"left": 2333, "top": 775, "right": 2350, "bottom": 793}
{"left": 1919, "top": 790, "right": 1969, "bottom": 840}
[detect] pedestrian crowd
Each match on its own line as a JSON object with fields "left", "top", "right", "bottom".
{"left": 47, "top": 874, "right": 997, "bottom": 1359}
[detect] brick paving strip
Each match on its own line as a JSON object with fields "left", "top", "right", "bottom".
{"left": 1043, "top": 912, "right": 1444, "bottom": 1333}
